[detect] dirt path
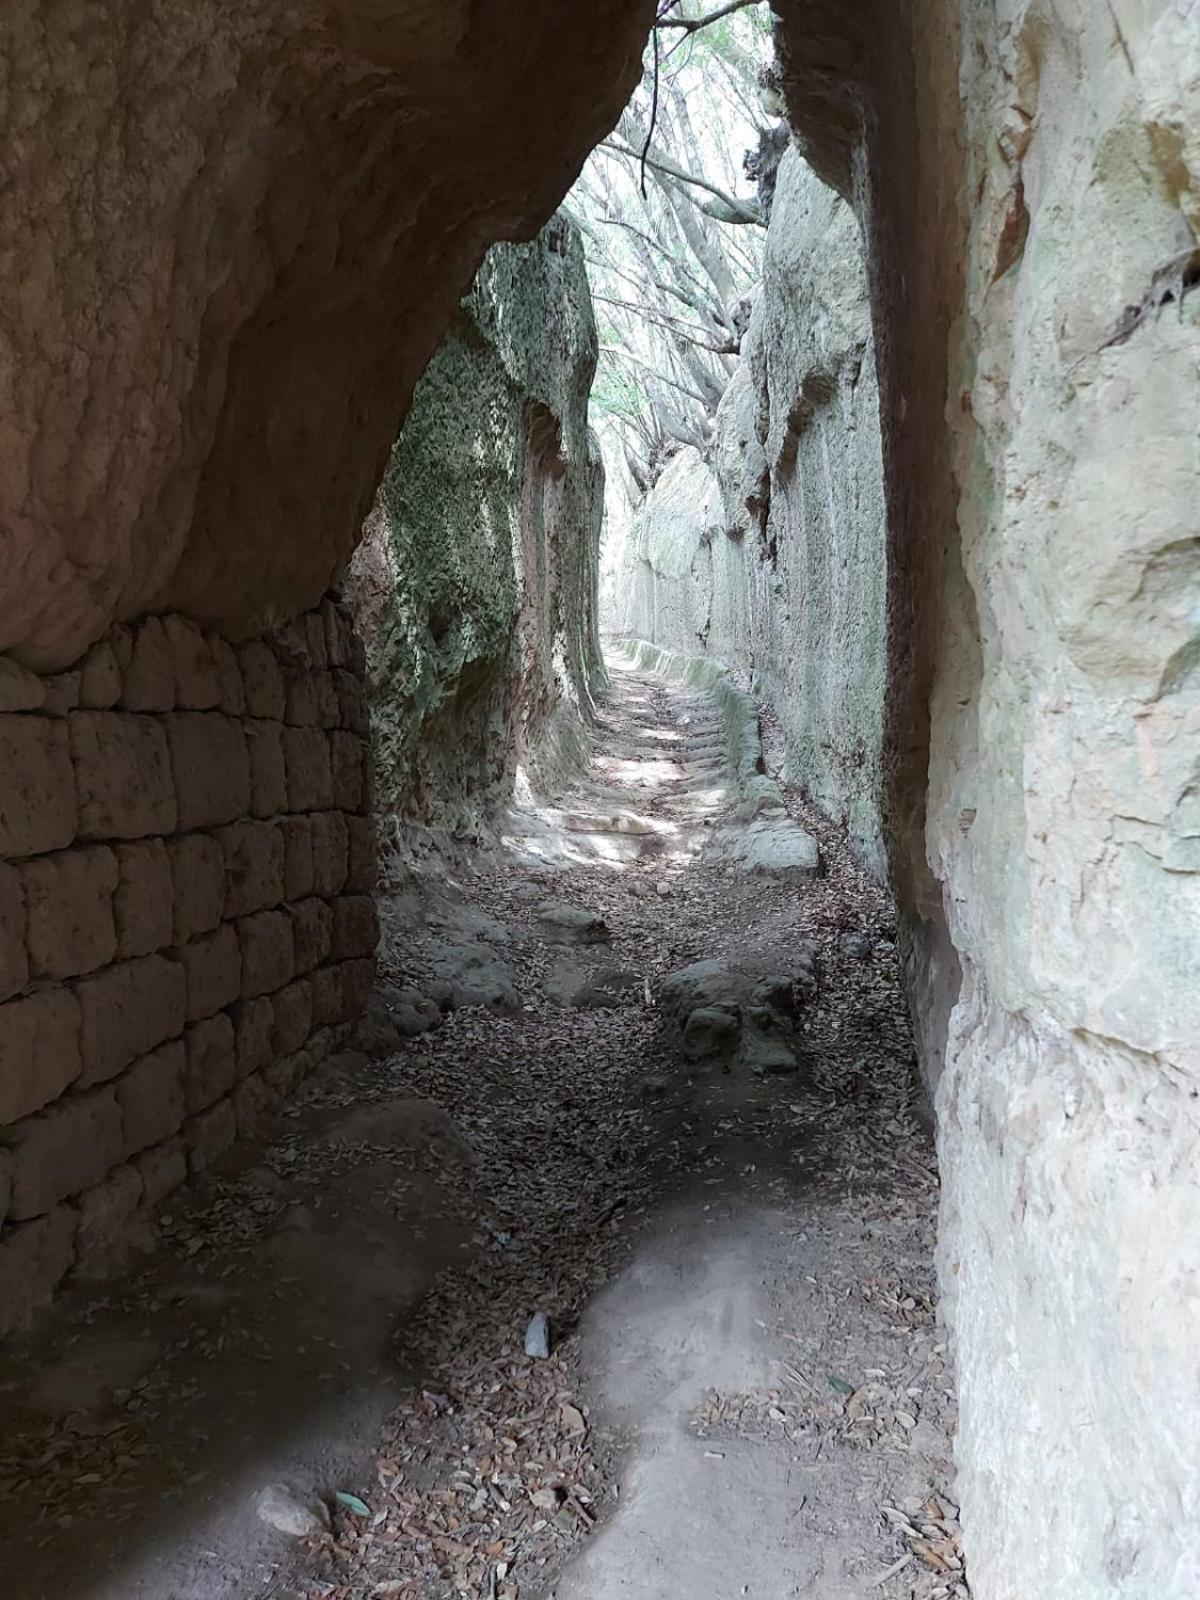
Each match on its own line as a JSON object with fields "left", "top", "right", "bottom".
{"left": 0, "top": 652, "right": 962, "bottom": 1600}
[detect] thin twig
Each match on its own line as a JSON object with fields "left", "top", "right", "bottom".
{"left": 866, "top": 1551, "right": 914, "bottom": 1588}
{"left": 599, "top": 139, "right": 762, "bottom": 224}
{"left": 657, "top": 0, "right": 765, "bottom": 31}
{"left": 598, "top": 346, "right": 710, "bottom": 405}
{"left": 641, "top": 24, "right": 661, "bottom": 199}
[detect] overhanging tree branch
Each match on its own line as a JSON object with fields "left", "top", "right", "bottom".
{"left": 657, "top": 0, "right": 765, "bottom": 33}
{"left": 599, "top": 138, "right": 763, "bottom": 226}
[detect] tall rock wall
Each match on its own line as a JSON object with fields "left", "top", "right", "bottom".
{"left": 612, "top": 150, "right": 888, "bottom": 878}
{"left": 0, "top": 601, "right": 376, "bottom": 1332}
{"left": 349, "top": 214, "right": 605, "bottom": 834}
{"left": 771, "top": 2, "right": 1200, "bottom": 1595}
{"left": 620, "top": 4, "right": 1200, "bottom": 1591}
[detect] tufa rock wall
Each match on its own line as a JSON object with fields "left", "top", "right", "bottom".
{"left": 350, "top": 214, "right": 605, "bottom": 834}
{"left": 0, "top": 0, "right": 652, "bottom": 672}
{"left": 611, "top": 149, "right": 888, "bottom": 878}
{"left": 0, "top": 601, "right": 377, "bottom": 1333}
{"left": 773, "top": 1, "right": 1200, "bottom": 1595}
{"left": 929, "top": 9, "right": 1200, "bottom": 1597}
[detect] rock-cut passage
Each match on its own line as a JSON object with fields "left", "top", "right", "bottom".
{"left": 0, "top": 648, "right": 960, "bottom": 1600}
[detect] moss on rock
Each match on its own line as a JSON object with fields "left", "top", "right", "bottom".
{"left": 350, "top": 214, "right": 604, "bottom": 835}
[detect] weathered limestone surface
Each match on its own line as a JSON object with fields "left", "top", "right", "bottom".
{"left": 768, "top": 2, "right": 1200, "bottom": 1595}
{"left": 617, "top": 4, "right": 1200, "bottom": 1591}
{"left": 0, "top": 600, "right": 374, "bottom": 1332}
{"left": 610, "top": 148, "right": 888, "bottom": 877}
{"left": 0, "top": 0, "right": 652, "bottom": 671}
{"left": 349, "top": 214, "right": 606, "bottom": 833}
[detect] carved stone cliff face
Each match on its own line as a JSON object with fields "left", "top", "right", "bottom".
{"left": 0, "top": 0, "right": 652, "bottom": 670}
{"left": 775, "top": 3, "right": 1200, "bottom": 1595}
{"left": 610, "top": 149, "right": 889, "bottom": 882}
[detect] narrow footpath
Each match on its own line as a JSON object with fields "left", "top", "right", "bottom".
{"left": 0, "top": 650, "right": 962, "bottom": 1600}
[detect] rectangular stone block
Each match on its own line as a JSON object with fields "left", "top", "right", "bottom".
{"left": 120, "top": 618, "right": 175, "bottom": 711}
{"left": 286, "top": 666, "right": 341, "bottom": 731}
{"left": 163, "top": 616, "right": 221, "bottom": 709}
{"left": 0, "top": 863, "right": 28, "bottom": 1002}
{"left": 180, "top": 924, "right": 242, "bottom": 1021}
{"left": 288, "top": 897, "right": 333, "bottom": 973}
{"left": 314, "top": 671, "right": 340, "bottom": 729}
{"left": 182, "top": 1014, "right": 237, "bottom": 1113}
{"left": 283, "top": 726, "right": 333, "bottom": 813}
{"left": 270, "top": 979, "right": 312, "bottom": 1056}
{"left": 345, "top": 815, "right": 378, "bottom": 894}
{"left": 0, "top": 658, "right": 45, "bottom": 711}
{"left": 310, "top": 811, "right": 349, "bottom": 898}
{"left": 245, "top": 720, "right": 288, "bottom": 818}
{"left": 263, "top": 1051, "right": 302, "bottom": 1100}
{"left": 20, "top": 844, "right": 118, "bottom": 979}
{"left": 135, "top": 1137, "right": 187, "bottom": 1207}
{"left": 0, "top": 989, "right": 82, "bottom": 1124}
{"left": 79, "top": 642, "right": 122, "bottom": 709}
{"left": 284, "top": 671, "right": 320, "bottom": 728}
{"left": 113, "top": 839, "right": 174, "bottom": 958}
{"left": 0, "top": 1207, "right": 78, "bottom": 1336}
{"left": 8, "top": 1086, "right": 123, "bottom": 1218}
{"left": 40, "top": 670, "right": 81, "bottom": 717}
{"left": 0, "top": 1149, "right": 11, "bottom": 1226}
{"left": 167, "top": 832, "right": 225, "bottom": 942}
{"left": 217, "top": 819, "right": 285, "bottom": 918}
{"left": 70, "top": 711, "right": 176, "bottom": 839}
{"left": 76, "top": 952, "right": 186, "bottom": 1087}
{"left": 237, "top": 910, "right": 295, "bottom": 998}
{"left": 0, "top": 714, "right": 76, "bottom": 855}
{"left": 211, "top": 637, "right": 246, "bottom": 715}
{"left": 332, "top": 669, "right": 368, "bottom": 734}
{"left": 232, "top": 1070, "right": 279, "bottom": 1138}
{"left": 164, "top": 714, "right": 250, "bottom": 830}
{"left": 332, "top": 895, "right": 379, "bottom": 960}
{"left": 183, "top": 1096, "right": 236, "bottom": 1173}
{"left": 74, "top": 1163, "right": 144, "bottom": 1277}
{"left": 238, "top": 641, "right": 286, "bottom": 720}
{"left": 337, "top": 957, "right": 375, "bottom": 1023}
{"left": 310, "top": 963, "right": 343, "bottom": 1028}
{"left": 322, "top": 600, "right": 353, "bottom": 669}
{"left": 271, "top": 618, "right": 310, "bottom": 664}
{"left": 281, "top": 816, "right": 315, "bottom": 900}
{"left": 232, "top": 995, "right": 273, "bottom": 1079}
{"left": 304, "top": 612, "right": 329, "bottom": 668}
{"left": 328, "top": 731, "right": 365, "bottom": 812}
{"left": 115, "top": 1039, "right": 186, "bottom": 1154}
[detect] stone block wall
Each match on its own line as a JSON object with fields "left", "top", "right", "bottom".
{"left": 0, "top": 598, "right": 378, "bottom": 1333}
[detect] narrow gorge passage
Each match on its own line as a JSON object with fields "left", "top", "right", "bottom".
{"left": 0, "top": 652, "right": 954, "bottom": 1599}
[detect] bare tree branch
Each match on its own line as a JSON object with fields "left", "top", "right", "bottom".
{"left": 594, "top": 292, "right": 739, "bottom": 353}
{"left": 599, "top": 138, "right": 763, "bottom": 226}
{"left": 657, "top": 0, "right": 765, "bottom": 33}
{"left": 599, "top": 346, "right": 711, "bottom": 406}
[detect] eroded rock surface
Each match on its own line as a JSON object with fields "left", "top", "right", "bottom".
{"left": 0, "top": 0, "right": 652, "bottom": 671}
{"left": 609, "top": 148, "right": 886, "bottom": 878}
{"left": 349, "top": 213, "right": 606, "bottom": 838}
